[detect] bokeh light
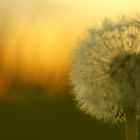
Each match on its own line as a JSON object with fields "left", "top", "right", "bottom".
{"left": 0, "top": 1, "right": 140, "bottom": 140}
{"left": 0, "top": 0, "right": 140, "bottom": 99}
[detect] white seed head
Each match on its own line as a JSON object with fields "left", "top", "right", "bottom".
{"left": 69, "top": 16, "right": 140, "bottom": 122}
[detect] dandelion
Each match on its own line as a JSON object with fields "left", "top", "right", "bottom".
{"left": 69, "top": 16, "right": 140, "bottom": 140}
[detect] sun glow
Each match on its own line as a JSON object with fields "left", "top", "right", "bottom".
{"left": 0, "top": 0, "right": 140, "bottom": 97}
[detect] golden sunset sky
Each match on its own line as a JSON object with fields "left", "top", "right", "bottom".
{"left": 0, "top": 0, "right": 140, "bottom": 95}
{"left": 1, "top": 0, "right": 139, "bottom": 65}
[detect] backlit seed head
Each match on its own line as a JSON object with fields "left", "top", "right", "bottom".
{"left": 69, "top": 16, "right": 140, "bottom": 122}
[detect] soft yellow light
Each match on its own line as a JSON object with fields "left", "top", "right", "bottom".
{"left": 1, "top": 0, "right": 140, "bottom": 96}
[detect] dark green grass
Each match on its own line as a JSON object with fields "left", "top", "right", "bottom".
{"left": 0, "top": 80, "right": 126, "bottom": 140}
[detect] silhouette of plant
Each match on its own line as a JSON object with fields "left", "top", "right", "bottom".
{"left": 70, "top": 16, "right": 140, "bottom": 140}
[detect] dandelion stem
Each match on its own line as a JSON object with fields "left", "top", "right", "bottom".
{"left": 125, "top": 110, "right": 137, "bottom": 140}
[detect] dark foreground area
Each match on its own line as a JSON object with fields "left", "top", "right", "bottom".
{"left": 0, "top": 81, "right": 135, "bottom": 140}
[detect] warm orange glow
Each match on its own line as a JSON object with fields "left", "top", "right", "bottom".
{"left": 0, "top": 0, "right": 140, "bottom": 97}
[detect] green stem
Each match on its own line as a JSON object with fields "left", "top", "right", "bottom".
{"left": 125, "top": 110, "right": 137, "bottom": 140}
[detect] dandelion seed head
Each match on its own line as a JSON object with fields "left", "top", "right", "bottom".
{"left": 69, "top": 16, "right": 140, "bottom": 122}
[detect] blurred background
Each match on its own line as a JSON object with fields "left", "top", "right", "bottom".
{"left": 0, "top": 0, "right": 140, "bottom": 140}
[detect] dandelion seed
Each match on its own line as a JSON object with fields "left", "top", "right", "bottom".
{"left": 69, "top": 16, "right": 140, "bottom": 140}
